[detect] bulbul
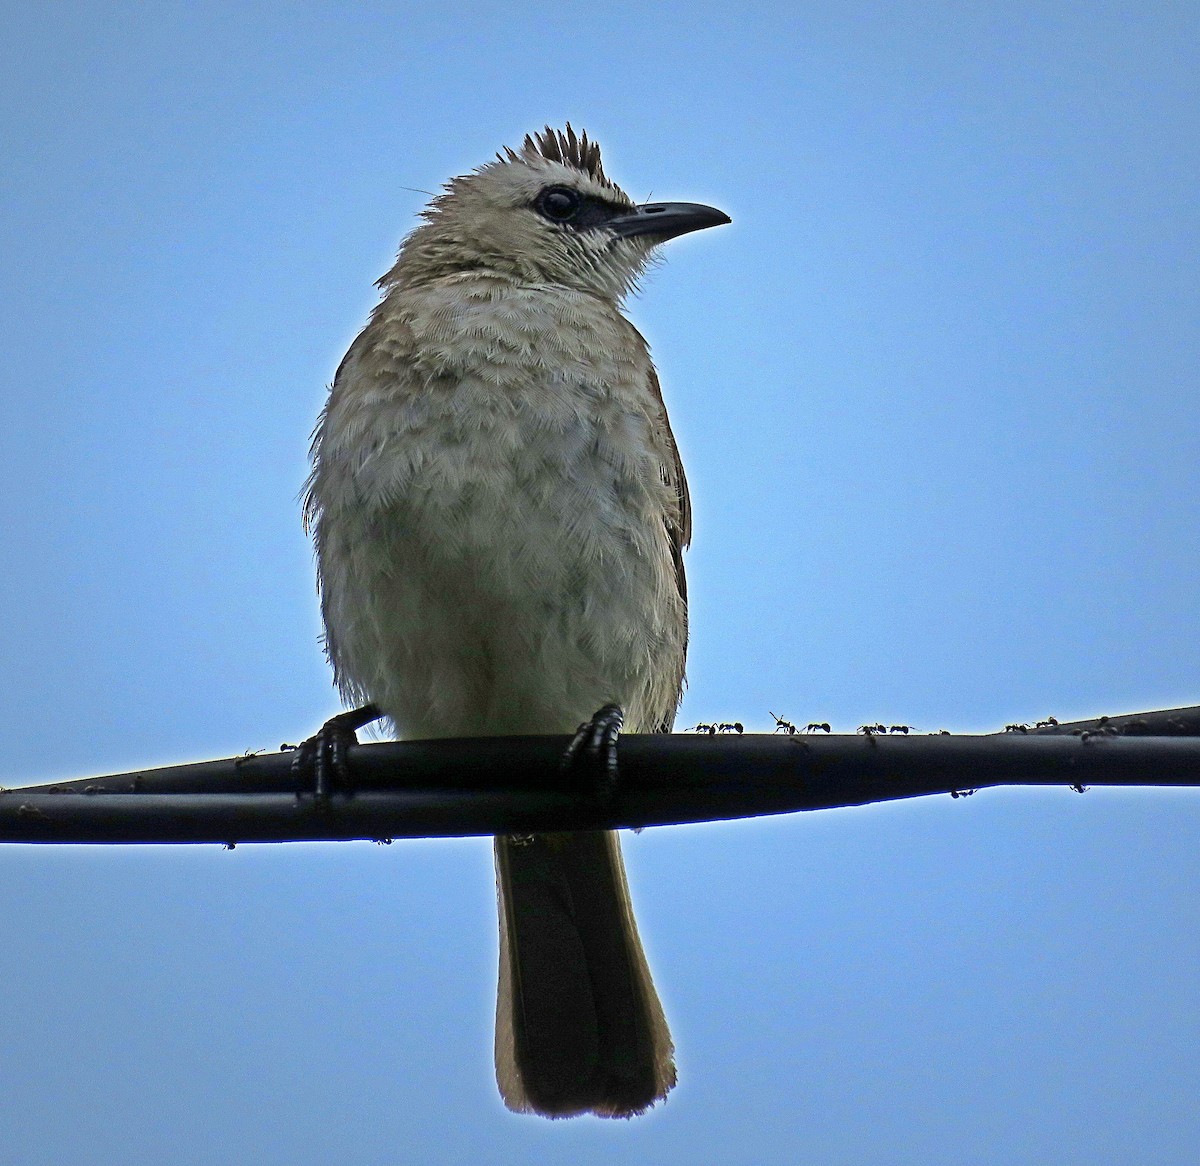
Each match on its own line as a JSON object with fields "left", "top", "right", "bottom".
{"left": 303, "top": 126, "right": 728, "bottom": 1118}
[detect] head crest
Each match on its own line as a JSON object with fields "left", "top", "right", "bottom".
{"left": 498, "top": 124, "right": 614, "bottom": 189}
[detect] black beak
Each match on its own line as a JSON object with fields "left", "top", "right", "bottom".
{"left": 607, "top": 201, "right": 731, "bottom": 242}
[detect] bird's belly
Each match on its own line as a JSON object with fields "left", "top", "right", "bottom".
{"left": 320, "top": 401, "right": 684, "bottom": 738}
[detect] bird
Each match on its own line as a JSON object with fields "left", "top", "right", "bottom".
{"left": 302, "top": 125, "right": 729, "bottom": 1118}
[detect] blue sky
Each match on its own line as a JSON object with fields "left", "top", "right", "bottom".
{"left": 2, "top": 3, "right": 1198, "bottom": 1162}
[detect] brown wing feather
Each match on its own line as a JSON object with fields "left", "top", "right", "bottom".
{"left": 646, "top": 362, "right": 691, "bottom": 608}
{"left": 644, "top": 362, "right": 690, "bottom": 734}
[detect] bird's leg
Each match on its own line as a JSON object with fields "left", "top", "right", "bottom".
{"left": 560, "top": 703, "right": 624, "bottom": 800}
{"left": 290, "top": 703, "right": 383, "bottom": 799}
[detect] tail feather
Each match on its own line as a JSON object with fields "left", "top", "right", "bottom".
{"left": 494, "top": 830, "right": 675, "bottom": 1118}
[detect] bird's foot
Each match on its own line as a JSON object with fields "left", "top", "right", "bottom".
{"left": 560, "top": 703, "right": 624, "bottom": 801}
{"left": 290, "top": 703, "right": 383, "bottom": 799}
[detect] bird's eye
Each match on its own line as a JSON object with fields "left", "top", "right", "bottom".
{"left": 536, "top": 187, "right": 581, "bottom": 222}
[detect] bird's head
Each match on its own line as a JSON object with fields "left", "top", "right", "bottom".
{"left": 382, "top": 125, "right": 729, "bottom": 300}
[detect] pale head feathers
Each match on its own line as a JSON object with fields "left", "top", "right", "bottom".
{"left": 378, "top": 125, "right": 650, "bottom": 300}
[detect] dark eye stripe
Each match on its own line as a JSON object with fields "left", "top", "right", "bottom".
{"left": 534, "top": 186, "right": 627, "bottom": 232}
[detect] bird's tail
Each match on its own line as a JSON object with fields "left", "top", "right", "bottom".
{"left": 494, "top": 829, "right": 675, "bottom": 1118}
